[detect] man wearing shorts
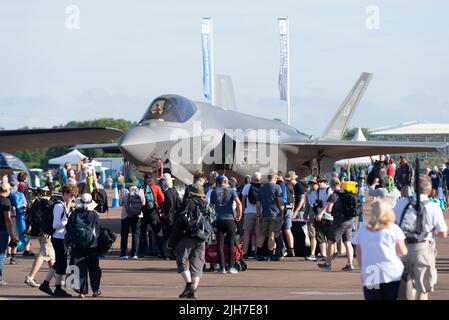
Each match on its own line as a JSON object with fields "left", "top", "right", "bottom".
{"left": 394, "top": 175, "right": 448, "bottom": 300}
{"left": 317, "top": 177, "right": 354, "bottom": 271}
{"left": 24, "top": 234, "right": 56, "bottom": 287}
{"left": 256, "top": 171, "right": 284, "bottom": 261}
{"left": 241, "top": 172, "right": 263, "bottom": 259}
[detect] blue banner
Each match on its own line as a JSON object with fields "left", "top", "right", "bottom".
{"left": 202, "top": 18, "right": 212, "bottom": 101}
{"left": 278, "top": 18, "right": 288, "bottom": 101}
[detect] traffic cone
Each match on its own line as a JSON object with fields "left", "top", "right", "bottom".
{"left": 358, "top": 207, "right": 364, "bottom": 229}
{"left": 112, "top": 183, "right": 119, "bottom": 208}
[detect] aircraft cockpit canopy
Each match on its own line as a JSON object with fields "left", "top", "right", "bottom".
{"left": 140, "top": 95, "right": 197, "bottom": 123}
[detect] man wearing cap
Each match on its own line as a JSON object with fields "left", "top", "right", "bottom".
{"left": 204, "top": 171, "right": 218, "bottom": 194}
{"left": 283, "top": 171, "right": 305, "bottom": 257}
{"left": 304, "top": 177, "right": 319, "bottom": 261}
{"left": 241, "top": 172, "right": 263, "bottom": 259}
{"left": 0, "top": 182, "right": 19, "bottom": 286}
{"left": 210, "top": 176, "right": 242, "bottom": 274}
{"left": 256, "top": 171, "right": 285, "bottom": 261}
{"left": 310, "top": 176, "right": 333, "bottom": 261}
{"left": 160, "top": 173, "right": 181, "bottom": 260}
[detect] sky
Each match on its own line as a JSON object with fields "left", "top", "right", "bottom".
{"left": 1, "top": 0, "right": 448, "bottom": 136}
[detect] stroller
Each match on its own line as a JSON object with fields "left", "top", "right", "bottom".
{"left": 205, "top": 233, "right": 248, "bottom": 272}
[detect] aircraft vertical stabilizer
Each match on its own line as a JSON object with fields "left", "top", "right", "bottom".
{"left": 319, "top": 72, "right": 373, "bottom": 140}
{"left": 214, "top": 74, "right": 237, "bottom": 111}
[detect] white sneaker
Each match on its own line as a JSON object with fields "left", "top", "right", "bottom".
{"left": 120, "top": 256, "right": 129, "bottom": 260}
{"left": 131, "top": 255, "right": 139, "bottom": 260}
{"left": 0, "top": 279, "right": 8, "bottom": 286}
{"left": 24, "top": 276, "right": 40, "bottom": 288}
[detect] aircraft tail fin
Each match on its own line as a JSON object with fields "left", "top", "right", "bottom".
{"left": 319, "top": 72, "right": 373, "bottom": 140}
{"left": 214, "top": 74, "right": 237, "bottom": 111}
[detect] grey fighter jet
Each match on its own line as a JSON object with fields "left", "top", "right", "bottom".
{"left": 0, "top": 73, "right": 444, "bottom": 184}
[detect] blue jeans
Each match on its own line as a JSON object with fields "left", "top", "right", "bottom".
{"left": 0, "top": 230, "right": 9, "bottom": 278}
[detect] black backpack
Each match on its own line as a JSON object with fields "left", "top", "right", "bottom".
{"left": 97, "top": 226, "right": 117, "bottom": 256}
{"left": 248, "top": 183, "right": 261, "bottom": 205}
{"left": 26, "top": 197, "right": 51, "bottom": 237}
{"left": 337, "top": 190, "right": 358, "bottom": 220}
{"left": 188, "top": 200, "right": 216, "bottom": 242}
{"left": 41, "top": 200, "right": 65, "bottom": 236}
{"left": 125, "top": 192, "right": 142, "bottom": 218}
{"left": 93, "top": 189, "right": 109, "bottom": 213}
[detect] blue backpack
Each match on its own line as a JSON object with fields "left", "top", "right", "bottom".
{"left": 145, "top": 184, "right": 156, "bottom": 210}
{"left": 65, "top": 210, "right": 95, "bottom": 249}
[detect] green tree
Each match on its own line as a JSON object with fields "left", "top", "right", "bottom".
{"left": 342, "top": 127, "right": 371, "bottom": 141}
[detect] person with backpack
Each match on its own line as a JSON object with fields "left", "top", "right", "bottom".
{"left": 394, "top": 175, "right": 448, "bottom": 300}
{"left": 138, "top": 175, "right": 165, "bottom": 258}
{"left": 38, "top": 184, "right": 76, "bottom": 297}
{"left": 66, "top": 193, "right": 102, "bottom": 298}
{"left": 317, "top": 177, "right": 356, "bottom": 271}
{"left": 119, "top": 185, "right": 145, "bottom": 259}
{"left": 170, "top": 183, "right": 211, "bottom": 299}
{"left": 0, "top": 182, "right": 20, "bottom": 286}
{"left": 241, "top": 172, "right": 263, "bottom": 259}
{"left": 209, "top": 176, "right": 242, "bottom": 274}
{"left": 160, "top": 173, "right": 181, "bottom": 260}
{"left": 352, "top": 200, "right": 408, "bottom": 300}
{"left": 306, "top": 176, "right": 333, "bottom": 262}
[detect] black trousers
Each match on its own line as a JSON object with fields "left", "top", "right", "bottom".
{"left": 363, "top": 281, "right": 400, "bottom": 300}
{"left": 120, "top": 217, "right": 140, "bottom": 257}
{"left": 216, "top": 220, "right": 237, "bottom": 269}
{"left": 70, "top": 247, "right": 102, "bottom": 294}
{"left": 51, "top": 238, "right": 68, "bottom": 276}
{"left": 138, "top": 210, "right": 154, "bottom": 256}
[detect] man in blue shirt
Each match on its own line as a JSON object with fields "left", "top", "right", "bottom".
{"left": 256, "top": 171, "right": 285, "bottom": 261}
{"left": 442, "top": 163, "right": 449, "bottom": 204}
{"left": 210, "top": 176, "right": 242, "bottom": 274}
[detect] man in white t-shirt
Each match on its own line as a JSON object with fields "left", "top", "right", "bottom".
{"left": 241, "top": 172, "right": 263, "bottom": 259}
{"left": 394, "top": 175, "right": 448, "bottom": 300}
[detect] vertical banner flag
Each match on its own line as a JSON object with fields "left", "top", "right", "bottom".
{"left": 278, "top": 18, "right": 288, "bottom": 101}
{"left": 202, "top": 17, "right": 213, "bottom": 102}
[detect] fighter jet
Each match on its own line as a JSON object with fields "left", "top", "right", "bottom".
{"left": 0, "top": 73, "right": 444, "bottom": 184}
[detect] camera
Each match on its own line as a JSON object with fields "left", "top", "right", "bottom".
{"left": 312, "top": 200, "right": 323, "bottom": 214}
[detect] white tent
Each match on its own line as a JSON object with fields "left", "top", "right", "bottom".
{"left": 336, "top": 129, "right": 379, "bottom": 166}
{"left": 48, "top": 149, "right": 87, "bottom": 166}
{"left": 48, "top": 149, "right": 102, "bottom": 168}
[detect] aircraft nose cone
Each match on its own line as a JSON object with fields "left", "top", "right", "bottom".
{"left": 119, "top": 125, "right": 156, "bottom": 165}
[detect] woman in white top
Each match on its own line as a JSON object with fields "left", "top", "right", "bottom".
{"left": 38, "top": 185, "right": 76, "bottom": 298}
{"left": 352, "top": 200, "right": 408, "bottom": 300}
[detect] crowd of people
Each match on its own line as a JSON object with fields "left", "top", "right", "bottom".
{"left": 0, "top": 153, "right": 448, "bottom": 300}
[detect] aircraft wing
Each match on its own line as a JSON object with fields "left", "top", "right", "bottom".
{"left": 283, "top": 139, "right": 446, "bottom": 160}
{"left": 71, "top": 143, "right": 121, "bottom": 154}
{"left": 0, "top": 127, "right": 123, "bottom": 152}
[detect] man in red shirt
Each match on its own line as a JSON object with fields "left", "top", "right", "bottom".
{"left": 387, "top": 159, "right": 395, "bottom": 178}
{"left": 138, "top": 175, "right": 165, "bottom": 259}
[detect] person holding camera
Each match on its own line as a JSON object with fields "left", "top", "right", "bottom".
{"left": 308, "top": 176, "right": 333, "bottom": 261}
